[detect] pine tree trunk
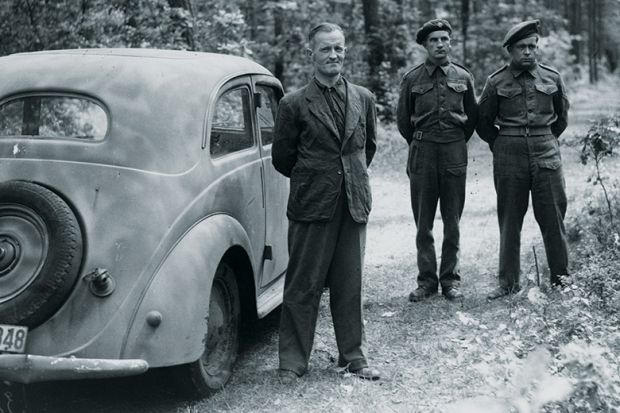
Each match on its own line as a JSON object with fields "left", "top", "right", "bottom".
{"left": 566, "top": 0, "right": 582, "bottom": 64}
{"left": 273, "top": 6, "right": 284, "bottom": 81}
{"left": 461, "top": 0, "right": 470, "bottom": 64}
{"left": 362, "top": 0, "right": 384, "bottom": 103}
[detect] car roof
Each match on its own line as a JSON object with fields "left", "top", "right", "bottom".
{"left": 2, "top": 48, "right": 272, "bottom": 85}
{"left": 0, "top": 49, "right": 275, "bottom": 174}
{"left": 0, "top": 48, "right": 272, "bottom": 105}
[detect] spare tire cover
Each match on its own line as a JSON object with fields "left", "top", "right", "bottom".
{"left": 0, "top": 181, "right": 83, "bottom": 327}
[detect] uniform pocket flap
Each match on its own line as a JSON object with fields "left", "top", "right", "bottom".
{"left": 497, "top": 87, "right": 522, "bottom": 98}
{"left": 538, "top": 159, "right": 562, "bottom": 170}
{"left": 411, "top": 83, "right": 434, "bottom": 94}
{"left": 535, "top": 83, "right": 559, "bottom": 95}
{"left": 446, "top": 165, "right": 467, "bottom": 176}
{"left": 447, "top": 82, "right": 468, "bottom": 93}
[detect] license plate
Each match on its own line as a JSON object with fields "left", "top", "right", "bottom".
{"left": 0, "top": 324, "right": 28, "bottom": 353}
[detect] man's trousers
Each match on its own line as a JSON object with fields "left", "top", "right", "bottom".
{"left": 408, "top": 139, "right": 467, "bottom": 291}
{"left": 493, "top": 134, "right": 569, "bottom": 289}
{"left": 278, "top": 191, "right": 368, "bottom": 376}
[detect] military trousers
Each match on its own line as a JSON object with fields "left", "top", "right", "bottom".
{"left": 278, "top": 189, "right": 367, "bottom": 376}
{"left": 492, "top": 134, "right": 569, "bottom": 289}
{"left": 407, "top": 139, "right": 467, "bottom": 291}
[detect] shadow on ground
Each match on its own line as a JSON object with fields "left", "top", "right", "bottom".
{"left": 3, "top": 309, "right": 281, "bottom": 413}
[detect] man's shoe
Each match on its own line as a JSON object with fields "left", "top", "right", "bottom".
{"left": 278, "top": 369, "right": 299, "bottom": 385}
{"left": 551, "top": 274, "right": 571, "bottom": 287}
{"left": 408, "top": 287, "right": 437, "bottom": 302}
{"left": 443, "top": 286, "right": 464, "bottom": 300}
{"left": 486, "top": 286, "right": 520, "bottom": 300}
{"left": 347, "top": 367, "right": 381, "bottom": 381}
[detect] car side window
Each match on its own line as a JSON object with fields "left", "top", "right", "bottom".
{"left": 255, "top": 85, "right": 278, "bottom": 146}
{"left": 210, "top": 87, "right": 253, "bottom": 157}
{"left": 0, "top": 95, "right": 107, "bottom": 140}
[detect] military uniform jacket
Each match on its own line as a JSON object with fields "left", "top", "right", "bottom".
{"left": 477, "top": 63, "right": 569, "bottom": 145}
{"left": 396, "top": 60, "right": 477, "bottom": 143}
{"left": 272, "top": 78, "right": 377, "bottom": 223}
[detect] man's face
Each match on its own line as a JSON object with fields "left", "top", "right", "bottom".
{"left": 309, "top": 30, "right": 346, "bottom": 79}
{"left": 424, "top": 30, "right": 451, "bottom": 62}
{"left": 509, "top": 36, "right": 538, "bottom": 69}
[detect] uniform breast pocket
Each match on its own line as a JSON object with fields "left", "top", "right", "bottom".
{"left": 446, "top": 81, "right": 467, "bottom": 112}
{"left": 497, "top": 87, "right": 523, "bottom": 118}
{"left": 535, "top": 83, "right": 558, "bottom": 115}
{"left": 411, "top": 83, "right": 434, "bottom": 113}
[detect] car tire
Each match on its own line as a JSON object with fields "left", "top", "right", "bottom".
{"left": 0, "top": 181, "right": 83, "bottom": 327}
{"left": 174, "top": 262, "right": 241, "bottom": 398}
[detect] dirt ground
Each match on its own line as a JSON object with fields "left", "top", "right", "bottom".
{"left": 13, "top": 77, "right": 620, "bottom": 413}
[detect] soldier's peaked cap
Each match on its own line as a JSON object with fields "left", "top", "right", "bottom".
{"left": 416, "top": 19, "right": 452, "bottom": 44}
{"left": 503, "top": 20, "right": 540, "bottom": 48}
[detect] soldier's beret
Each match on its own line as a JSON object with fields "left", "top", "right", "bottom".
{"left": 415, "top": 19, "right": 452, "bottom": 44}
{"left": 503, "top": 20, "right": 540, "bottom": 48}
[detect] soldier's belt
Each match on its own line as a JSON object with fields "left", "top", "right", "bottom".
{"left": 412, "top": 130, "right": 465, "bottom": 141}
{"left": 498, "top": 126, "right": 552, "bottom": 137}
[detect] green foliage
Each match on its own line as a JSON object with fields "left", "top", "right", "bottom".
{"left": 516, "top": 114, "right": 620, "bottom": 412}
{"left": 450, "top": 111, "right": 620, "bottom": 410}
{"left": 578, "top": 114, "right": 620, "bottom": 229}
{"left": 454, "top": 275, "right": 620, "bottom": 411}
{"left": 118, "top": 0, "right": 193, "bottom": 49}
{"left": 566, "top": 188, "right": 620, "bottom": 252}
{"left": 195, "top": 7, "right": 250, "bottom": 55}
{"left": 0, "top": 0, "right": 195, "bottom": 52}
{"left": 580, "top": 115, "right": 620, "bottom": 165}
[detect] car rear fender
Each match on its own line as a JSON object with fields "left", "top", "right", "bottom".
{"left": 120, "top": 213, "right": 254, "bottom": 367}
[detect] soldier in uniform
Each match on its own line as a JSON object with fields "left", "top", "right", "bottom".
{"left": 397, "top": 19, "right": 477, "bottom": 302}
{"left": 477, "top": 20, "right": 570, "bottom": 299}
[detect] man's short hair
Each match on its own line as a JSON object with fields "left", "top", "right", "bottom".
{"left": 308, "top": 22, "right": 344, "bottom": 45}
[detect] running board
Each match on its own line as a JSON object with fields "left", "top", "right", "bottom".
{"left": 256, "top": 274, "right": 285, "bottom": 318}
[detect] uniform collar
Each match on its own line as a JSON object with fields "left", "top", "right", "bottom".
{"left": 425, "top": 59, "right": 452, "bottom": 75}
{"left": 509, "top": 62, "right": 539, "bottom": 79}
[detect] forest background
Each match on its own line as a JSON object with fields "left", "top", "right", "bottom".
{"left": 1, "top": 0, "right": 618, "bottom": 121}
{"left": 2, "top": 1, "right": 620, "bottom": 412}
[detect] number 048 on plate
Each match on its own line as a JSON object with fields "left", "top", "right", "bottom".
{"left": 0, "top": 324, "right": 28, "bottom": 353}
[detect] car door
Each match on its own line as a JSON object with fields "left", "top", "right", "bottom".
{"left": 208, "top": 77, "right": 265, "bottom": 278}
{"left": 252, "top": 75, "right": 288, "bottom": 288}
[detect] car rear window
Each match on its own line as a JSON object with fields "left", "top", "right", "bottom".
{"left": 0, "top": 94, "right": 108, "bottom": 140}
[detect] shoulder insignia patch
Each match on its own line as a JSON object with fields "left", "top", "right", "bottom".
{"left": 539, "top": 63, "right": 560, "bottom": 74}
{"left": 489, "top": 65, "right": 508, "bottom": 79}
{"left": 451, "top": 61, "right": 473, "bottom": 76}
{"left": 402, "top": 63, "right": 424, "bottom": 79}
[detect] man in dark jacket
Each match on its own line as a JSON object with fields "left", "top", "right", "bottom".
{"left": 396, "top": 19, "right": 477, "bottom": 302}
{"left": 272, "top": 22, "right": 380, "bottom": 383}
{"left": 477, "top": 20, "right": 570, "bottom": 299}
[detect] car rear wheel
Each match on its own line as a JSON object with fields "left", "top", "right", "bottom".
{"left": 0, "top": 181, "right": 83, "bottom": 327}
{"left": 174, "top": 262, "right": 241, "bottom": 398}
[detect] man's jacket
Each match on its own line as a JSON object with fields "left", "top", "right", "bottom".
{"left": 272, "top": 79, "right": 377, "bottom": 223}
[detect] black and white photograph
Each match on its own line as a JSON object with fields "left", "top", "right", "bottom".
{"left": 0, "top": 1, "right": 619, "bottom": 412}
